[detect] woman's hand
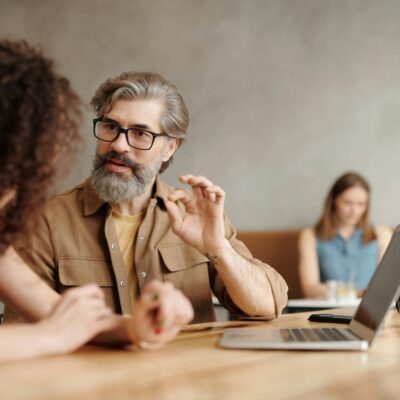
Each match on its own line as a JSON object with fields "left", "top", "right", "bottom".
{"left": 128, "top": 280, "right": 194, "bottom": 348}
{"left": 38, "top": 285, "right": 116, "bottom": 354}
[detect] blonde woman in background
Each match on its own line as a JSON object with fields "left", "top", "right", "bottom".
{"left": 298, "top": 172, "right": 392, "bottom": 299}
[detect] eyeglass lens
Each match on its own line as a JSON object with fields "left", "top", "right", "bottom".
{"left": 95, "top": 120, "right": 154, "bottom": 149}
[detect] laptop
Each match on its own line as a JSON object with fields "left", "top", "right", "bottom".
{"left": 220, "top": 225, "right": 400, "bottom": 351}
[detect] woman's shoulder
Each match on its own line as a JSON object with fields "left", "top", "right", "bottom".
{"left": 299, "top": 228, "right": 317, "bottom": 245}
{"left": 374, "top": 224, "right": 393, "bottom": 244}
{"left": 374, "top": 224, "right": 393, "bottom": 237}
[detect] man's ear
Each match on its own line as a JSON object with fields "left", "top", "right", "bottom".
{"left": 162, "top": 137, "right": 180, "bottom": 162}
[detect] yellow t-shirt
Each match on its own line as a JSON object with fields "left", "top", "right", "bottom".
{"left": 112, "top": 210, "right": 145, "bottom": 304}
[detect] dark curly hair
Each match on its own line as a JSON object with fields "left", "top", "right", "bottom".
{"left": 0, "top": 39, "right": 82, "bottom": 254}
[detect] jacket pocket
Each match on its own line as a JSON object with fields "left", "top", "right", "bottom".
{"left": 158, "top": 243, "right": 215, "bottom": 323}
{"left": 58, "top": 258, "right": 114, "bottom": 287}
{"left": 158, "top": 243, "right": 209, "bottom": 272}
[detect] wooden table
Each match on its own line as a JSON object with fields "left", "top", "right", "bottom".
{"left": 1, "top": 309, "right": 399, "bottom": 400}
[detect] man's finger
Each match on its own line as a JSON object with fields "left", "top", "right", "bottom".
{"left": 179, "top": 175, "right": 214, "bottom": 188}
{"left": 205, "top": 185, "right": 225, "bottom": 205}
{"left": 164, "top": 200, "right": 184, "bottom": 231}
{"left": 167, "top": 189, "right": 192, "bottom": 203}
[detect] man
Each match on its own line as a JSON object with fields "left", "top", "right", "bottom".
{"left": 1, "top": 41, "right": 191, "bottom": 350}
{"left": 6, "top": 72, "right": 288, "bottom": 324}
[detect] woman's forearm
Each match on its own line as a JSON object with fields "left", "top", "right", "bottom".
{"left": 0, "top": 247, "right": 59, "bottom": 321}
{"left": 0, "top": 322, "right": 61, "bottom": 362}
{"left": 303, "top": 282, "right": 328, "bottom": 299}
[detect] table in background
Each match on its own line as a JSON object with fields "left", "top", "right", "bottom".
{"left": 0, "top": 308, "right": 399, "bottom": 400}
{"left": 286, "top": 298, "right": 360, "bottom": 313}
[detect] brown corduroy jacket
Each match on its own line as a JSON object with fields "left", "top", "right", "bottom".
{"left": 5, "top": 177, "right": 288, "bottom": 323}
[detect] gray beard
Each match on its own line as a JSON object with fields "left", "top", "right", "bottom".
{"left": 90, "top": 151, "right": 162, "bottom": 203}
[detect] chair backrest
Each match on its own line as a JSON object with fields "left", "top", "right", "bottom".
{"left": 237, "top": 230, "right": 302, "bottom": 299}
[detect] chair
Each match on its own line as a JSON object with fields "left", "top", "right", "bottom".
{"left": 237, "top": 230, "right": 303, "bottom": 299}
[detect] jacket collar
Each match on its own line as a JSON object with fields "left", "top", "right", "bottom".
{"left": 83, "top": 178, "right": 106, "bottom": 216}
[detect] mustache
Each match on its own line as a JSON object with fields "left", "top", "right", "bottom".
{"left": 94, "top": 151, "right": 139, "bottom": 172}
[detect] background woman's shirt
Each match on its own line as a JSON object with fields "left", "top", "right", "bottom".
{"left": 317, "top": 229, "right": 378, "bottom": 289}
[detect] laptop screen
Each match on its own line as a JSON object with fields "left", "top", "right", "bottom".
{"left": 353, "top": 229, "right": 400, "bottom": 331}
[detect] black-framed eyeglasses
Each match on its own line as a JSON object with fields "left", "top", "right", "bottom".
{"left": 93, "top": 118, "right": 169, "bottom": 150}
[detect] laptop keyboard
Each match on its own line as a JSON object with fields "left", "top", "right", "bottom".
{"left": 280, "top": 327, "right": 351, "bottom": 342}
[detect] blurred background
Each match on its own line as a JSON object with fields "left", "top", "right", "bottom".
{"left": 1, "top": 0, "right": 400, "bottom": 230}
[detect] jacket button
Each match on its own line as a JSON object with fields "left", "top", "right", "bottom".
{"left": 111, "top": 243, "right": 116, "bottom": 249}
{"left": 139, "top": 236, "right": 145, "bottom": 241}
{"left": 120, "top": 280, "right": 126, "bottom": 287}
{"left": 140, "top": 272, "right": 147, "bottom": 279}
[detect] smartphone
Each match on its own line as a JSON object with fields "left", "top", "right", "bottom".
{"left": 308, "top": 313, "right": 352, "bottom": 324}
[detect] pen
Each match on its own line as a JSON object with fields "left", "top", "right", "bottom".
{"left": 152, "top": 293, "right": 164, "bottom": 334}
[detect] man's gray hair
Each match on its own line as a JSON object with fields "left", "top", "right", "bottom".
{"left": 90, "top": 72, "right": 189, "bottom": 173}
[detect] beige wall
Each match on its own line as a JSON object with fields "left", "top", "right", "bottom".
{"left": 2, "top": 0, "right": 400, "bottom": 230}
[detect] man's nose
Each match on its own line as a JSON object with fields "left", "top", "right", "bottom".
{"left": 111, "top": 131, "right": 130, "bottom": 152}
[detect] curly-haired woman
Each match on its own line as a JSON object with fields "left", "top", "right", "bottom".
{"left": 0, "top": 39, "right": 120, "bottom": 361}
{"left": 0, "top": 39, "right": 193, "bottom": 361}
